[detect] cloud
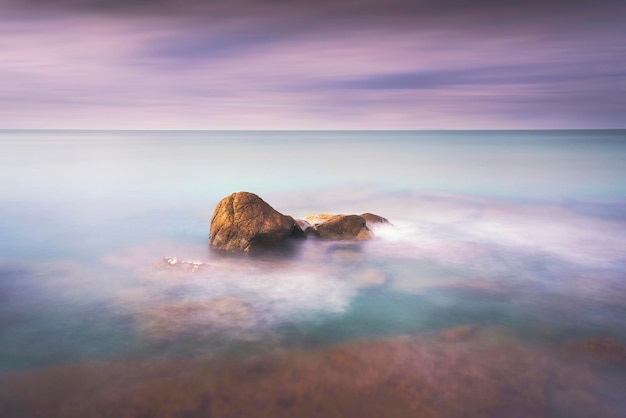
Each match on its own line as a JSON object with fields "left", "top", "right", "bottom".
{"left": 0, "top": 0, "right": 624, "bottom": 128}
{"left": 3, "top": 0, "right": 622, "bottom": 21}
{"left": 321, "top": 64, "right": 625, "bottom": 91}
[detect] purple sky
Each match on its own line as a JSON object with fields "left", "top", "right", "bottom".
{"left": 1, "top": 0, "right": 625, "bottom": 129}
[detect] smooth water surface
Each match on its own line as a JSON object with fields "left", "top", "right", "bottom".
{"left": 1, "top": 130, "right": 625, "bottom": 417}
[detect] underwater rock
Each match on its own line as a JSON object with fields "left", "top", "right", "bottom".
{"left": 138, "top": 296, "right": 257, "bottom": 341}
{"left": 559, "top": 336, "right": 626, "bottom": 364}
{"left": 328, "top": 245, "right": 366, "bottom": 263}
{"left": 209, "top": 192, "right": 298, "bottom": 253}
{"left": 351, "top": 267, "right": 387, "bottom": 288}
{"left": 438, "top": 325, "right": 478, "bottom": 342}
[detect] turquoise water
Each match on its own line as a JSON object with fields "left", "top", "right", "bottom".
{"left": 1, "top": 130, "right": 625, "bottom": 416}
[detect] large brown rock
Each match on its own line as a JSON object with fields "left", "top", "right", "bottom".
{"left": 312, "top": 214, "right": 372, "bottom": 241}
{"left": 209, "top": 192, "right": 297, "bottom": 253}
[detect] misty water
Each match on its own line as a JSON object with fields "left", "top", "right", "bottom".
{"left": 1, "top": 130, "right": 625, "bottom": 417}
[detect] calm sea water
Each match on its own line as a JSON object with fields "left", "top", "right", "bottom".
{"left": 1, "top": 130, "right": 625, "bottom": 417}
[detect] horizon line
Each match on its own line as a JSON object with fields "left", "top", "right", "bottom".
{"left": 2, "top": 128, "right": 625, "bottom": 133}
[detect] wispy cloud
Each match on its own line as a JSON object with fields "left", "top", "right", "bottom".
{"left": 1, "top": 0, "right": 624, "bottom": 128}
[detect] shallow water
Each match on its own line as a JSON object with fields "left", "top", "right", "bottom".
{"left": 1, "top": 130, "right": 625, "bottom": 417}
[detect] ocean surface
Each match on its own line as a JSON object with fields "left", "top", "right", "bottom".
{"left": 1, "top": 130, "right": 625, "bottom": 417}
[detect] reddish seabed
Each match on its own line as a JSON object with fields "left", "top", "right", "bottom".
{"left": 1, "top": 327, "right": 624, "bottom": 418}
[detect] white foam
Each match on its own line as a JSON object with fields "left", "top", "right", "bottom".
{"left": 369, "top": 197, "right": 626, "bottom": 270}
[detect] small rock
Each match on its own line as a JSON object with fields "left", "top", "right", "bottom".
{"left": 312, "top": 215, "right": 372, "bottom": 241}
{"left": 160, "top": 258, "right": 210, "bottom": 272}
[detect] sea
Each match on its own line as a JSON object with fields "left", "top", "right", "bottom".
{"left": 1, "top": 130, "right": 625, "bottom": 417}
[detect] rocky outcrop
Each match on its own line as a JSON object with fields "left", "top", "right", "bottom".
{"left": 209, "top": 192, "right": 390, "bottom": 253}
{"left": 209, "top": 192, "right": 298, "bottom": 253}
{"left": 312, "top": 214, "right": 372, "bottom": 241}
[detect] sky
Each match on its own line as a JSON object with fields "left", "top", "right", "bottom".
{"left": 1, "top": 0, "right": 625, "bottom": 130}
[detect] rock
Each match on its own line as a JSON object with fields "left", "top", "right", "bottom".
{"left": 294, "top": 219, "right": 312, "bottom": 235}
{"left": 438, "top": 325, "right": 478, "bottom": 342}
{"left": 161, "top": 258, "right": 210, "bottom": 272}
{"left": 360, "top": 213, "right": 391, "bottom": 227}
{"left": 352, "top": 267, "right": 387, "bottom": 287}
{"left": 303, "top": 213, "right": 335, "bottom": 226}
{"left": 209, "top": 192, "right": 298, "bottom": 253}
{"left": 312, "top": 214, "right": 372, "bottom": 241}
{"left": 329, "top": 246, "right": 365, "bottom": 263}
{"left": 138, "top": 296, "right": 257, "bottom": 341}
{"left": 559, "top": 336, "right": 626, "bottom": 364}
{"left": 209, "top": 192, "right": 388, "bottom": 250}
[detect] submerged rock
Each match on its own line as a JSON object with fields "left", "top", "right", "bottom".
{"left": 438, "top": 325, "right": 478, "bottom": 342}
{"left": 559, "top": 336, "right": 626, "bottom": 364}
{"left": 350, "top": 267, "right": 388, "bottom": 288}
{"left": 209, "top": 192, "right": 298, "bottom": 253}
{"left": 138, "top": 296, "right": 257, "bottom": 341}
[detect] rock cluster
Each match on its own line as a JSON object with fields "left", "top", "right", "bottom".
{"left": 209, "top": 191, "right": 389, "bottom": 253}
